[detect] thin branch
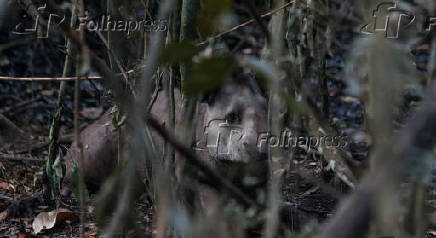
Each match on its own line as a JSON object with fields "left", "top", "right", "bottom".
{"left": 14, "top": 136, "right": 73, "bottom": 154}
{"left": 244, "top": 0, "right": 270, "bottom": 42}
{"left": 147, "top": 73, "right": 162, "bottom": 112}
{"left": 0, "top": 96, "right": 42, "bottom": 114}
{"left": 0, "top": 113, "right": 25, "bottom": 137}
{"left": 72, "top": 0, "right": 87, "bottom": 237}
{"left": 95, "top": 31, "right": 129, "bottom": 83}
{"left": 46, "top": 1, "right": 75, "bottom": 201}
{"left": 95, "top": 30, "right": 137, "bottom": 98}
{"left": 197, "top": 0, "right": 298, "bottom": 46}
{"left": 0, "top": 154, "right": 45, "bottom": 162}
{"left": 0, "top": 69, "right": 136, "bottom": 81}
{"left": 0, "top": 37, "right": 34, "bottom": 53}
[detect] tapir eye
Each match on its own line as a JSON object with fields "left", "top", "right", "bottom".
{"left": 226, "top": 112, "right": 241, "bottom": 124}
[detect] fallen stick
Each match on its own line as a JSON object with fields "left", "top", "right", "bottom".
{"left": 0, "top": 154, "right": 45, "bottom": 162}
{"left": 0, "top": 69, "right": 135, "bottom": 81}
{"left": 0, "top": 113, "right": 26, "bottom": 139}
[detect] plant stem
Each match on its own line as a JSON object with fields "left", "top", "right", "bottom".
{"left": 46, "top": 3, "right": 75, "bottom": 199}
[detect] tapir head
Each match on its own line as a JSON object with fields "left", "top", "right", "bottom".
{"left": 200, "top": 76, "right": 268, "bottom": 163}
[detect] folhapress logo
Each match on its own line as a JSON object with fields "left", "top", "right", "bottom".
{"left": 202, "top": 119, "right": 245, "bottom": 158}
{"left": 12, "top": 4, "right": 65, "bottom": 39}
{"left": 12, "top": 4, "right": 167, "bottom": 39}
{"left": 360, "top": 2, "right": 415, "bottom": 38}
{"left": 195, "top": 119, "right": 348, "bottom": 159}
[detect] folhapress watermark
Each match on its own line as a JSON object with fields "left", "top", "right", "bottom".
{"left": 12, "top": 4, "right": 167, "bottom": 39}
{"left": 257, "top": 131, "right": 347, "bottom": 152}
{"left": 202, "top": 119, "right": 245, "bottom": 157}
{"left": 12, "top": 4, "right": 65, "bottom": 38}
{"left": 361, "top": 2, "right": 436, "bottom": 38}
{"left": 196, "top": 118, "right": 348, "bottom": 158}
{"left": 76, "top": 16, "right": 167, "bottom": 35}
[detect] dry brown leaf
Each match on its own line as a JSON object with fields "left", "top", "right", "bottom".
{"left": 340, "top": 96, "right": 359, "bottom": 103}
{"left": 80, "top": 107, "right": 104, "bottom": 120}
{"left": 87, "top": 205, "right": 95, "bottom": 213}
{"left": 0, "top": 210, "right": 8, "bottom": 222}
{"left": 40, "top": 89, "right": 55, "bottom": 96}
{"left": 17, "top": 232, "right": 32, "bottom": 238}
{"left": 0, "top": 181, "right": 12, "bottom": 191}
{"left": 32, "top": 208, "right": 78, "bottom": 234}
{"left": 86, "top": 231, "right": 97, "bottom": 238}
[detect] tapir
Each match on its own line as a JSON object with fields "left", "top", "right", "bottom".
{"left": 62, "top": 76, "right": 269, "bottom": 194}
{"left": 61, "top": 76, "right": 319, "bottom": 230}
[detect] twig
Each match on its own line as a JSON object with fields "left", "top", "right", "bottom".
{"left": 265, "top": 1, "right": 288, "bottom": 236}
{"left": 165, "top": 3, "right": 180, "bottom": 173}
{"left": 244, "top": 0, "right": 270, "bottom": 42}
{"left": 0, "top": 96, "right": 42, "bottom": 114}
{"left": 166, "top": 68, "right": 176, "bottom": 172}
{"left": 7, "top": 104, "right": 55, "bottom": 116}
{"left": 95, "top": 30, "right": 137, "bottom": 98}
{"left": 296, "top": 169, "right": 343, "bottom": 200}
{"left": 147, "top": 72, "right": 163, "bottom": 112}
{"left": 0, "top": 113, "right": 25, "bottom": 137}
{"left": 0, "top": 69, "right": 136, "bottom": 81}
{"left": 74, "top": 0, "right": 87, "bottom": 236}
{"left": 45, "top": 1, "right": 76, "bottom": 202}
{"left": 95, "top": 31, "right": 129, "bottom": 82}
{"left": 15, "top": 136, "right": 72, "bottom": 154}
{"left": 178, "top": 0, "right": 200, "bottom": 195}
{"left": 0, "top": 154, "right": 45, "bottom": 162}
{"left": 197, "top": 0, "right": 297, "bottom": 46}
{"left": 0, "top": 95, "right": 22, "bottom": 102}
{"left": 0, "top": 37, "right": 34, "bottom": 53}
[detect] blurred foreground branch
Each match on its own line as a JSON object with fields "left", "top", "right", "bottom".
{"left": 317, "top": 59, "right": 436, "bottom": 238}
{"left": 147, "top": 116, "right": 262, "bottom": 209}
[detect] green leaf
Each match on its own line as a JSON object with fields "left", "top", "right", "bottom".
{"left": 69, "top": 153, "right": 90, "bottom": 203}
{"left": 183, "top": 56, "right": 235, "bottom": 97}
{"left": 45, "top": 157, "right": 59, "bottom": 198}
{"left": 111, "top": 105, "right": 126, "bottom": 130}
{"left": 53, "top": 151, "right": 66, "bottom": 179}
{"left": 49, "top": 125, "right": 54, "bottom": 141}
{"left": 71, "top": 169, "right": 90, "bottom": 204}
{"left": 159, "top": 41, "right": 199, "bottom": 65}
{"left": 0, "top": 194, "right": 12, "bottom": 201}
{"left": 299, "top": 186, "right": 319, "bottom": 198}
